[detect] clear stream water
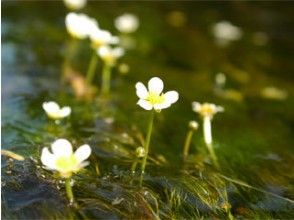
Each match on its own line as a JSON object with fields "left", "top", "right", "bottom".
{"left": 2, "top": 1, "right": 294, "bottom": 219}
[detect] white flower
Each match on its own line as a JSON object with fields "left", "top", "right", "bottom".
{"left": 64, "top": 0, "right": 86, "bottom": 10}
{"left": 90, "top": 29, "right": 119, "bottom": 49}
{"left": 192, "top": 102, "right": 224, "bottom": 119}
{"left": 97, "top": 45, "right": 124, "bottom": 66}
{"left": 135, "top": 77, "right": 179, "bottom": 112}
{"left": 65, "top": 13, "right": 98, "bottom": 39}
{"left": 114, "top": 13, "right": 139, "bottom": 33}
{"left": 42, "top": 101, "right": 71, "bottom": 120}
{"left": 192, "top": 102, "right": 224, "bottom": 145}
{"left": 212, "top": 21, "right": 242, "bottom": 45}
{"left": 41, "top": 139, "right": 91, "bottom": 178}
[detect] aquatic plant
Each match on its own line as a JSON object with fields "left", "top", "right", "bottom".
{"left": 192, "top": 102, "right": 224, "bottom": 168}
{"left": 86, "top": 29, "right": 119, "bottom": 84}
{"left": 63, "top": 0, "right": 86, "bottom": 11}
{"left": 40, "top": 139, "right": 91, "bottom": 203}
{"left": 42, "top": 101, "right": 71, "bottom": 120}
{"left": 65, "top": 13, "right": 97, "bottom": 40}
{"left": 115, "top": 13, "right": 139, "bottom": 34}
{"left": 212, "top": 20, "right": 242, "bottom": 46}
{"left": 183, "top": 120, "right": 199, "bottom": 160}
{"left": 135, "top": 77, "right": 179, "bottom": 184}
{"left": 98, "top": 45, "right": 125, "bottom": 95}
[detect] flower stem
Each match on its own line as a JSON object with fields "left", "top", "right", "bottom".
{"left": 86, "top": 51, "right": 98, "bottom": 85}
{"left": 140, "top": 111, "right": 155, "bottom": 186}
{"left": 131, "top": 160, "right": 138, "bottom": 173}
{"left": 203, "top": 117, "right": 220, "bottom": 169}
{"left": 65, "top": 178, "right": 74, "bottom": 203}
{"left": 183, "top": 129, "right": 194, "bottom": 160}
{"left": 101, "top": 64, "right": 112, "bottom": 95}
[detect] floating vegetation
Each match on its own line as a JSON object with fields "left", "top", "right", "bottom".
{"left": 2, "top": 1, "right": 294, "bottom": 219}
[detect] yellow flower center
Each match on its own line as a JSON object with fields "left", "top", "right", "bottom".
{"left": 146, "top": 92, "right": 165, "bottom": 105}
{"left": 55, "top": 155, "right": 78, "bottom": 174}
{"left": 199, "top": 104, "right": 216, "bottom": 117}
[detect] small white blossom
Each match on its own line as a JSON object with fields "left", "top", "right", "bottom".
{"left": 41, "top": 139, "right": 91, "bottom": 178}
{"left": 64, "top": 0, "right": 86, "bottom": 10}
{"left": 192, "top": 102, "right": 224, "bottom": 145}
{"left": 65, "top": 13, "right": 98, "bottom": 39}
{"left": 42, "top": 101, "right": 71, "bottom": 120}
{"left": 90, "top": 29, "right": 119, "bottom": 49}
{"left": 192, "top": 102, "right": 224, "bottom": 119}
{"left": 136, "top": 77, "right": 179, "bottom": 112}
{"left": 212, "top": 21, "right": 242, "bottom": 46}
{"left": 115, "top": 13, "right": 139, "bottom": 33}
{"left": 97, "top": 45, "right": 124, "bottom": 66}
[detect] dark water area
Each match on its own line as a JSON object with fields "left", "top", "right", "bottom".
{"left": 2, "top": 1, "right": 294, "bottom": 219}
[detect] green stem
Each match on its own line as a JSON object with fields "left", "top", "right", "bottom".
{"left": 101, "top": 64, "right": 112, "bottom": 95}
{"left": 183, "top": 129, "right": 194, "bottom": 160}
{"left": 86, "top": 51, "right": 98, "bottom": 84}
{"left": 131, "top": 160, "right": 138, "bottom": 173}
{"left": 65, "top": 178, "right": 74, "bottom": 203}
{"left": 140, "top": 111, "right": 155, "bottom": 186}
{"left": 206, "top": 142, "right": 220, "bottom": 169}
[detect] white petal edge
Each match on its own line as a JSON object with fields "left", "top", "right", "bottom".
{"left": 148, "top": 77, "right": 164, "bottom": 95}
{"left": 74, "top": 144, "right": 91, "bottom": 163}
{"left": 137, "top": 99, "right": 153, "bottom": 110}
{"left": 41, "top": 147, "right": 56, "bottom": 169}
{"left": 42, "top": 101, "right": 60, "bottom": 113}
{"left": 164, "top": 91, "right": 179, "bottom": 104}
{"left": 60, "top": 106, "right": 71, "bottom": 117}
{"left": 51, "top": 139, "right": 73, "bottom": 157}
{"left": 135, "top": 82, "right": 148, "bottom": 99}
{"left": 192, "top": 102, "right": 201, "bottom": 112}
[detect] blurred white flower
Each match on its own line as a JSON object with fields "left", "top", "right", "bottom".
{"left": 212, "top": 21, "right": 242, "bottom": 46}
{"left": 192, "top": 102, "right": 224, "bottom": 145}
{"left": 42, "top": 101, "right": 71, "bottom": 120}
{"left": 136, "top": 77, "right": 179, "bottom": 112}
{"left": 65, "top": 13, "right": 98, "bottom": 39}
{"left": 215, "top": 72, "right": 226, "bottom": 88}
{"left": 64, "top": 0, "right": 86, "bottom": 10}
{"left": 261, "top": 86, "right": 288, "bottom": 100}
{"left": 192, "top": 102, "right": 224, "bottom": 119}
{"left": 90, "top": 29, "right": 119, "bottom": 49}
{"left": 97, "top": 45, "right": 124, "bottom": 66}
{"left": 115, "top": 13, "right": 139, "bottom": 33}
{"left": 41, "top": 139, "right": 91, "bottom": 178}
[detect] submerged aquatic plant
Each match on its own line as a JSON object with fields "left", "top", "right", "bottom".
{"left": 192, "top": 102, "right": 224, "bottom": 168}
{"left": 136, "top": 77, "right": 179, "bottom": 184}
{"left": 42, "top": 101, "right": 71, "bottom": 120}
{"left": 98, "top": 45, "right": 125, "bottom": 95}
{"left": 114, "top": 13, "right": 139, "bottom": 34}
{"left": 41, "top": 139, "right": 91, "bottom": 203}
{"left": 63, "top": 0, "right": 87, "bottom": 11}
{"left": 183, "top": 120, "right": 199, "bottom": 160}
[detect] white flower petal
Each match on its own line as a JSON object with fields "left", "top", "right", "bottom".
{"left": 192, "top": 102, "right": 201, "bottom": 112}
{"left": 60, "top": 107, "right": 71, "bottom": 117}
{"left": 41, "top": 147, "right": 56, "bottom": 169}
{"left": 135, "top": 82, "right": 148, "bottom": 99}
{"left": 51, "top": 139, "right": 73, "bottom": 157}
{"left": 153, "top": 102, "right": 171, "bottom": 110}
{"left": 74, "top": 144, "right": 91, "bottom": 163}
{"left": 164, "top": 91, "right": 179, "bottom": 104}
{"left": 42, "top": 101, "right": 60, "bottom": 113}
{"left": 137, "top": 99, "right": 153, "bottom": 110}
{"left": 148, "top": 77, "right": 164, "bottom": 95}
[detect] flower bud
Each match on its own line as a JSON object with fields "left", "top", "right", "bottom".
{"left": 136, "top": 147, "right": 145, "bottom": 158}
{"left": 189, "top": 120, "right": 199, "bottom": 130}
